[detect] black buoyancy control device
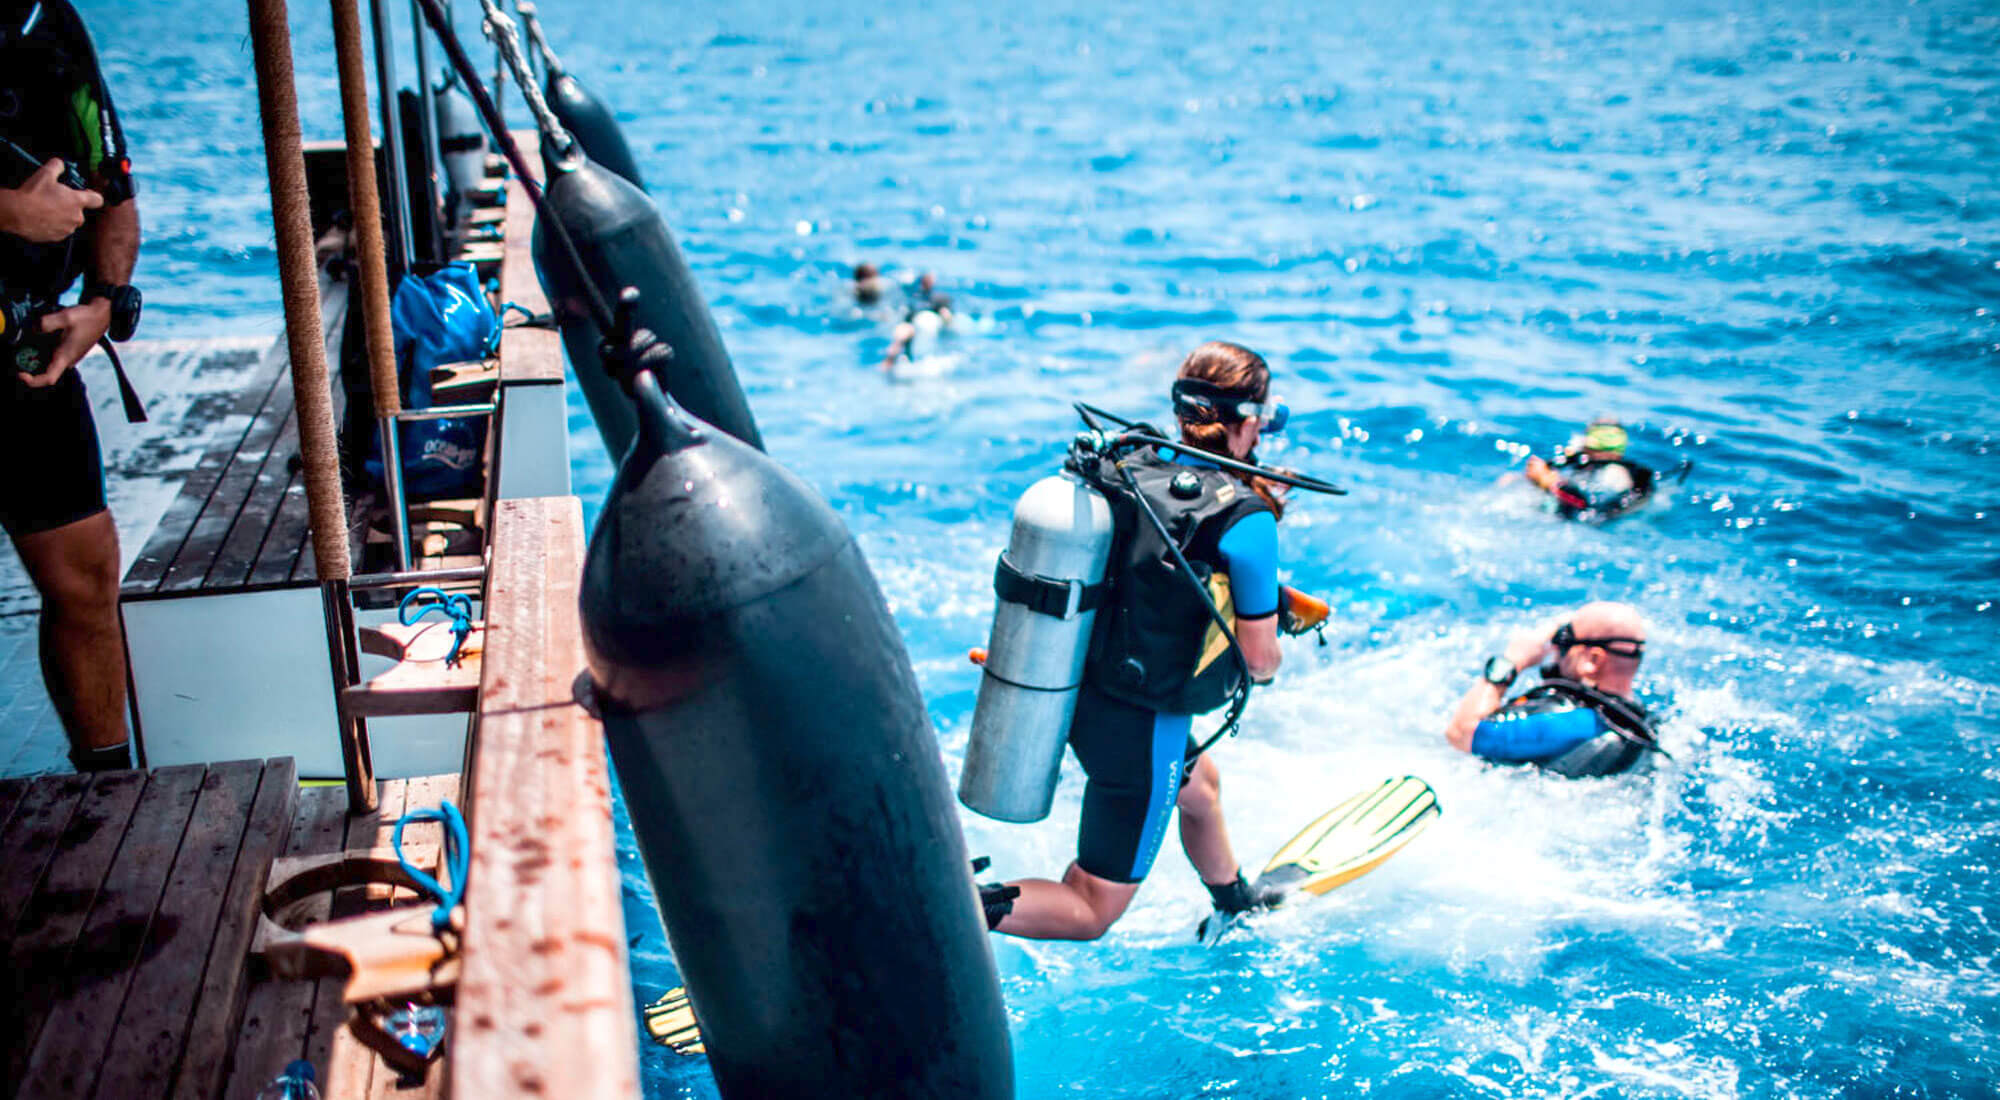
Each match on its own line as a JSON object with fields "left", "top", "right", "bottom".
{"left": 1519, "top": 678, "right": 1662, "bottom": 778}
{"left": 1076, "top": 442, "right": 1265, "bottom": 715}
{"left": 531, "top": 149, "right": 762, "bottom": 458}
{"left": 580, "top": 372, "right": 1012, "bottom": 1099}
{"left": 961, "top": 413, "right": 1340, "bottom": 821}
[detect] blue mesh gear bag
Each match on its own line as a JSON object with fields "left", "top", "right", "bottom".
{"left": 374, "top": 262, "right": 497, "bottom": 499}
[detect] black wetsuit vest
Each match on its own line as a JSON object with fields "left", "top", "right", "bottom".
{"left": 1073, "top": 441, "right": 1273, "bottom": 716}
{"left": 1508, "top": 676, "right": 1660, "bottom": 778}
{"left": 1548, "top": 454, "right": 1656, "bottom": 521}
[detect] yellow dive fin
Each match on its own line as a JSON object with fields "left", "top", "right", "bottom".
{"left": 643, "top": 986, "right": 705, "bottom": 1056}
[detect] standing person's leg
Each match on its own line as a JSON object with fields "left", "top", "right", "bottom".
{"left": 0, "top": 370, "right": 129, "bottom": 771}
{"left": 14, "top": 511, "right": 128, "bottom": 765}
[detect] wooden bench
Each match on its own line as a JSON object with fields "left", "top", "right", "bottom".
{"left": 0, "top": 759, "right": 299, "bottom": 1099}
{"left": 117, "top": 275, "right": 377, "bottom": 779}
{"left": 0, "top": 762, "right": 462, "bottom": 1099}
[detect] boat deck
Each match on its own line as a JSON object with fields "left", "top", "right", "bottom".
{"left": 0, "top": 763, "right": 456, "bottom": 1100}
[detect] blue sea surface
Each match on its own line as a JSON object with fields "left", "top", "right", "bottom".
{"left": 100, "top": 0, "right": 1999, "bottom": 1095}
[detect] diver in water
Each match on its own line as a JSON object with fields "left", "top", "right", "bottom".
{"left": 981, "top": 341, "right": 1306, "bottom": 939}
{"left": 1524, "top": 416, "right": 1663, "bottom": 521}
{"left": 881, "top": 270, "right": 953, "bottom": 371}
{"left": 1443, "top": 600, "right": 1662, "bottom": 777}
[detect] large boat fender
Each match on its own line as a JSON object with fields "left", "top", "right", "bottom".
{"left": 531, "top": 152, "right": 762, "bottom": 457}
{"left": 580, "top": 373, "right": 1013, "bottom": 1099}
{"left": 515, "top": 1, "right": 645, "bottom": 190}
{"left": 958, "top": 469, "right": 1115, "bottom": 822}
{"left": 432, "top": 73, "right": 487, "bottom": 206}
{"left": 543, "top": 70, "right": 644, "bottom": 191}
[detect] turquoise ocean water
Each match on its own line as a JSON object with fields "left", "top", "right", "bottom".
{"left": 105, "top": 0, "right": 1997, "bottom": 1095}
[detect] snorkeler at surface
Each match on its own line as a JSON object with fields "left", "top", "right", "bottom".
{"left": 1443, "top": 600, "right": 1663, "bottom": 778}
{"left": 882, "top": 270, "right": 953, "bottom": 371}
{"left": 852, "top": 261, "right": 891, "bottom": 305}
{"left": 1524, "top": 416, "right": 1665, "bottom": 521}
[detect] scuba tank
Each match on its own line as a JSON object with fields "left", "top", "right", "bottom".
{"left": 581, "top": 371, "right": 1012, "bottom": 1098}
{"left": 531, "top": 147, "right": 762, "bottom": 457}
{"left": 958, "top": 461, "right": 1115, "bottom": 823}
{"left": 432, "top": 71, "right": 487, "bottom": 209}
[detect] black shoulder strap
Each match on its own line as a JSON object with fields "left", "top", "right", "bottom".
{"left": 1534, "top": 677, "right": 1658, "bottom": 745}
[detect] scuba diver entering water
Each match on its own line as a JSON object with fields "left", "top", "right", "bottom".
{"left": 1524, "top": 416, "right": 1687, "bottom": 521}
{"left": 1443, "top": 600, "right": 1666, "bottom": 778}
{"left": 962, "top": 341, "right": 1342, "bottom": 940}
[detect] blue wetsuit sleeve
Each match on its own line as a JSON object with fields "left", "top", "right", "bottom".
{"left": 1216, "top": 510, "right": 1279, "bottom": 619}
{"left": 1471, "top": 706, "right": 1606, "bottom": 763}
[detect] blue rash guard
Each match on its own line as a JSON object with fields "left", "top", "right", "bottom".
{"left": 1471, "top": 696, "right": 1613, "bottom": 763}
{"left": 1071, "top": 454, "right": 1282, "bottom": 883}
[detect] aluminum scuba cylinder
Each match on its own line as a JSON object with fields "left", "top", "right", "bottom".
{"left": 581, "top": 373, "right": 1011, "bottom": 1098}
{"left": 958, "top": 462, "right": 1116, "bottom": 823}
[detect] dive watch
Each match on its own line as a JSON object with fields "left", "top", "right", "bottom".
{"left": 1481, "top": 655, "right": 1518, "bottom": 689}
{"left": 81, "top": 279, "right": 141, "bottom": 342}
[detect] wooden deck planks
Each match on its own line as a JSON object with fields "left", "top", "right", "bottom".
{"left": 91, "top": 761, "right": 269, "bottom": 1097}
{"left": 169, "top": 759, "right": 300, "bottom": 1100}
{"left": 16, "top": 764, "right": 209, "bottom": 1098}
{"left": 456, "top": 496, "right": 640, "bottom": 1100}
{"left": 158, "top": 369, "right": 301, "bottom": 594}
{"left": 312, "top": 779, "right": 408, "bottom": 1100}
{"left": 0, "top": 771, "right": 89, "bottom": 936}
{"left": 122, "top": 349, "right": 293, "bottom": 596}
{"left": 206, "top": 402, "right": 306, "bottom": 592}
{"left": 123, "top": 273, "right": 349, "bottom": 600}
{"left": 0, "top": 771, "right": 147, "bottom": 1096}
{"left": 221, "top": 783, "right": 348, "bottom": 1100}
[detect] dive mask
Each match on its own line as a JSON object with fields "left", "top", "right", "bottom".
{"left": 1551, "top": 622, "right": 1645, "bottom": 660}
{"left": 1171, "top": 378, "right": 1287, "bottom": 433}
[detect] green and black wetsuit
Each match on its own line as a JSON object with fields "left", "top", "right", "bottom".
{"left": 0, "top": 0, "right": 132, "bottom": 537}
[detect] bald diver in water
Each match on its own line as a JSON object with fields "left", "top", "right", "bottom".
{"left": 1444, "top": 601, "right": 1664, "bottom": 778}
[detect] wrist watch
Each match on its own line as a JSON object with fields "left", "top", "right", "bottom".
{"left": 81, "top": 278, "right": 142, "bottom": 342}
{"left": 1481, "top": 655, "right": 1517, "bottom": 689}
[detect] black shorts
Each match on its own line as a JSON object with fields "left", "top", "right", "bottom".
{"left": 0, "top": 369, "right": 107, "bottom": 538}
{"left": 1067, "top": 684, "right": 1197, "bottom": 884}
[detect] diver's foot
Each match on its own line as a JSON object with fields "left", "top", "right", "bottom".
{"left": 970, "top": 855, "right": 1021, "bottom": 931}
{"left": 1196, "top": 870, "right": 1286, "bottom": 943}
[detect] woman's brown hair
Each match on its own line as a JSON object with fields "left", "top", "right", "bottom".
{"left": 1175, "top": 341, "right": 1285, "bottom": 519}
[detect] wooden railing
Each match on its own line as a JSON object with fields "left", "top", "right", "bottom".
{"left": 454, "top": 496, "right": 639, "bottom": 1099}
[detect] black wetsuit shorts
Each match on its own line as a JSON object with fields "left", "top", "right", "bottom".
{"left": 0, "top": 369, "right": 105, "bottom": 537}
{"left": 1068, "top": 683, "right": 1197, "bottom": 884}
